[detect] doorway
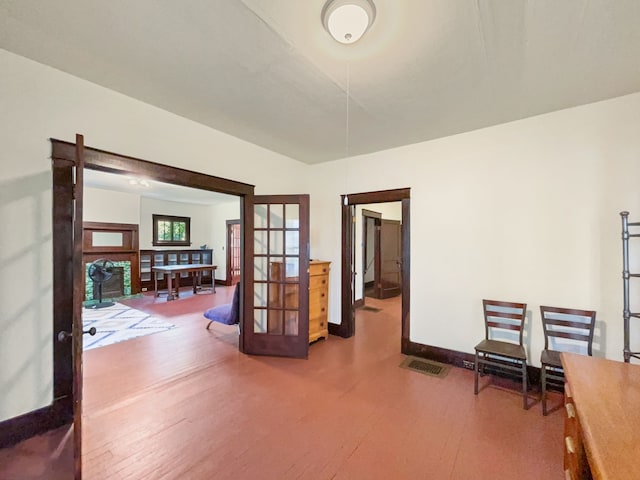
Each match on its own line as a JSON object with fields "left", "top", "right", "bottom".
{"left": 335, "top": 188, "right": 410, "bottom": 351}
{"left": 226, "top": 219, "right": 241, "bottom": 286}
{"left": 362, "top": 209, "right": 380, "bottom": 303}
{"left": 361, "top": 209, "right": 402, "bottom": 303}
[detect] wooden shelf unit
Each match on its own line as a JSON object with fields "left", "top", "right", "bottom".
{"left": 140, "top": 249, "right": 213, "bottom": 292}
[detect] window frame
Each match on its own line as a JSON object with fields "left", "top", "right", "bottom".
{"left": 152, "top": 214, "right": 191, "bottom": 247}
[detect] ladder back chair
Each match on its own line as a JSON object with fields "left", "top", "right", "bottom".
{"left": 540, "top": 305, "right": 596, "bottom": 416}
{"left": 474, "top": 299, "right": 529, "bottom": 409}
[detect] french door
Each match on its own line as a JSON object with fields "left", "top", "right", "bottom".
{"left": 226, "top": 220, "right": 241, "bottom": 285}
{"left": 241, "top": 195, "right": 310, "bottom": 358}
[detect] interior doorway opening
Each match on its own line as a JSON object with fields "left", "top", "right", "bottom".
{"left": 360, "top": 206, "right": 403, "bottom": 305}
{"left": 335, "top": 188, "right": 410, "bottom": 352}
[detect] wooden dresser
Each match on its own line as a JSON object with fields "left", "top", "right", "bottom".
{"left": 561, "top": 353, "right": 640, "bottom": 480}
{"left": 309, "top": 260, "right": 330, "bottom": 343}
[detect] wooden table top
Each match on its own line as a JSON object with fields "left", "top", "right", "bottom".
{"left": 151, "top": 264, "right": 216, "bottom": 272}
{"left": 561, "top": 352, "right": 640, "bottom": 480}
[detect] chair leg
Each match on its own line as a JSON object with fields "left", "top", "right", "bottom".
{"left": 474, "top": 351, "right": 479, "bottom": 395}
{"left": 541, "top": 365, "right": 547, "bottom": 416}
{"left": 522, "top": 360, "right": 528, "bottom": 410}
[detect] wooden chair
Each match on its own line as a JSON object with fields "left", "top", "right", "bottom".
{"left": 474, "top": 299, "right": 529, "bottom": 409}
{"left": 540, "top": 306, "right": 596, "bottom": 416}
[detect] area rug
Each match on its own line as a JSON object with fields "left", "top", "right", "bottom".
{"left": 82, "top": 302, "right": 176, "bottom": 351}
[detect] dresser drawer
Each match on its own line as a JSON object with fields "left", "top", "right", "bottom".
{"left": 310, "top": 275, "right": 328, "bottom": 290}
{"left": 310, "top": 299, "right": 328, "bottom": 315}
{"left": 309, "top": 315, "right": 326, "bottom": 330}
{"left": 309, "top": 261, "right": 330, "bottom": 276}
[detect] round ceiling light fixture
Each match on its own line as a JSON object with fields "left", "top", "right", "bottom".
{"left": 322, "top": 0, "right": 376, "bottom": 44}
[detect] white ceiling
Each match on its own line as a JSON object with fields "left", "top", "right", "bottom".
{"left": 1, "top": 0, "right": 639, "bottom": 164}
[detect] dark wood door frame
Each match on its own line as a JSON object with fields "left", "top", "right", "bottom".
{"left": 332, "top": 188, "right": 410, "bottom": 352}
{"left": 11, "top": 139, "right": 255, "bottom": 452}
{"left": 51, "top": 139, "right": 254, "bottom": 356}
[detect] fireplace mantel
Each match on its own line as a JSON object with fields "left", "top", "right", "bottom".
{"left": 83, "top": 222, "right": 140, "bottom": 296}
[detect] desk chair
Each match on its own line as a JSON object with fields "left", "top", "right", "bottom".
{"left": 474, "top": 299, "right": 529, "bottom": 409}
{"left": 540, "top": 306, "right": 596, "bottom": 416}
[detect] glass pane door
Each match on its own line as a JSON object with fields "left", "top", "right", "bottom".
{"left": 243, "top": 195, "right": 309, "bottom": 358}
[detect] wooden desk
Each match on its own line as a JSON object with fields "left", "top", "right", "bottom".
{"left": 561, "top": 353, "right": 640, "bottom": 479}
{"left": 152, "top": 264, "right": 217, "bottom": 300}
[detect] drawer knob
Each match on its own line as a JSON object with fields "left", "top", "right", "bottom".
{"left": 321, "top": 293, "right": 325, "bottom": 297}
{"left": 321, "top": 308, "right": 325, "bottom": 312}
{"left": 322, "top": 268, "right": 327, "bottom": 272}
{"left": 322, "top": 279, "right": 326, "bottom": 284}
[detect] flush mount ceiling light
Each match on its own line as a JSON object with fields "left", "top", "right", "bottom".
{"left": 129, "top": 178, "right": 150, "bottom": 188}
{"left": 322, "top": 0, "right": 376, "bottom": 44}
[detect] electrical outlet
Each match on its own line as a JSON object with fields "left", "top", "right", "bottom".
{"left": 462, "top": 360, "right": 475, "bottom": 370}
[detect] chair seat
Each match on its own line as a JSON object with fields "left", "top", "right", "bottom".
{"left": 204, "top": 303, "right": 234, "bottom": 324}
{"left": 540, "top": 349, "right": 562, "bottom": 368}
{"left": 204, "top": 283, "right": 240, "bottom": 328}
{"left": 475, "top": 339, "right": 526, "bottom": 360}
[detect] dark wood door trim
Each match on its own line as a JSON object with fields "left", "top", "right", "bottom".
{"left": 0, "top": 399, "right": 72, "bottom": 449}
{"left": 401, "top": 197, "right": 410, "bottom": 352}
{"left": 332, "top": 197, "right": 353, "bottom": 338}
{"left": 346, "top": 188, "right": 411, "bottom": 204}
{"left": 11, "top": 138, "right": 255, "bottom": 451}
{"left": 72, "top": 133, "right": 85, "bottom": 478}
{"left": 51, "top": 139, "right": 254, "bottom": 197}
{"left": 333, "top": 188, "right": 410, "bottom": 350}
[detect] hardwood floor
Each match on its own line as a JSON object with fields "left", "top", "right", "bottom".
{"left": 0, "top": 288, "right": 565, "bottom": 479}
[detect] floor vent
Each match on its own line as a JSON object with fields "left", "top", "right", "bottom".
{"left": 360, "top": 306, "right": 381, "bottom": 312}
{"left": 400, "top": 356, "right": 450, "bottom": 379}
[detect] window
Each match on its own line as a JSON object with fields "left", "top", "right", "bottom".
{"left": 152, "top": 214, "right": 191, "bottom": 246}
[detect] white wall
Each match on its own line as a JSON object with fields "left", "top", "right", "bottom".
{"left": 309, "top": 92, "right": 640, "bottom": 368}
{"left": 84, "top": 187, "right": 141, "bottom": 224}
{"left": 139, "top": 197, "right": 212, "bottom": 250}
{"left": 0, "top": 48, "right": 308, "bottom": 422}
{"left": 85, "top": 187, "right": 239, "bottom": 282}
